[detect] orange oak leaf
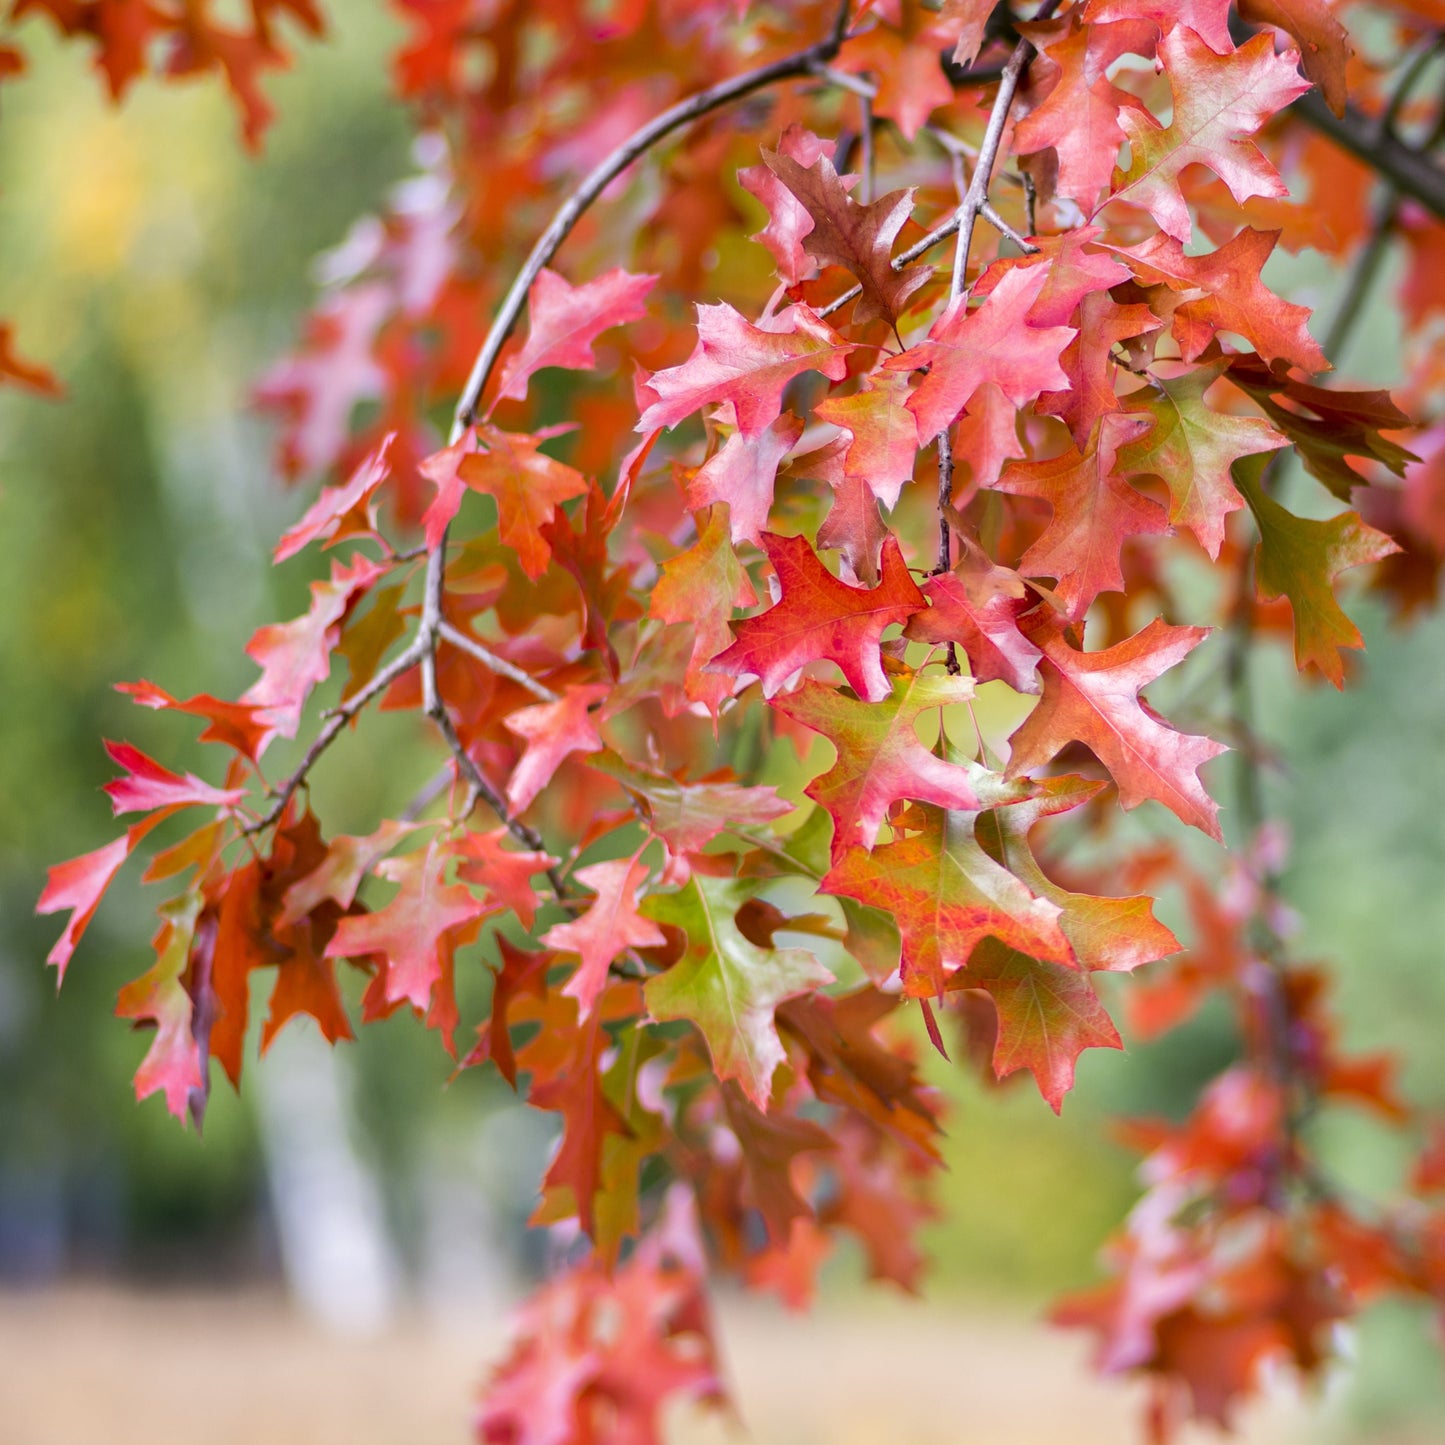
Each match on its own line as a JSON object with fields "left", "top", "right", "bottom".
{"left": 712, "top": 532, "right": 925, "bottom": 704}
{"left": 116, "top": 680, "right": 269, "bottom": 762}
{"left": 824, "top": 796, "right": 1077, "bottom": 998}
{"left": 451, "top": 827, "right": 557, "bottom": 931}
{"left": 1007, "top": 614, "right": 1227, "bottom": 840}
{"left": 458, "top": 426, "right": 590, "bottom": 580}
{"left": 994, "top": 413, "right": 1169, "bottom": 618}
{"left": 1109, "top": 228, "right": 1327, "bottom": 372}
{"left": 504, "top": 683, "right": 609, "bottom": 814}
{"left": 1238, "top": 0, "right": 1351, "bottom": 116}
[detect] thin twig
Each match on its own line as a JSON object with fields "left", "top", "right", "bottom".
{"left": 438, "top": 620, "right": 560, "bottom": 702}
{"left": 951, "top": 0, "right": 1063, "bottom": 299}
{"left": 980, "top": 199, "right": 1038, "bottom": 253}
{"left": 456, "top": 33, "right": 853, "bottom": 437}
{"left": 817, "top": 209, "right": 964, "bottom": 319}
{"left": 935, "top": 432, "right": 960, "bottom": 676}
{"left": 860, "top": 92, "right": 875, "bottom": 204}
{"left": 245, "top": 638, "right": 426, "bottom": 834}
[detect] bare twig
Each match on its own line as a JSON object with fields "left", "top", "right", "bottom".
{"left": 245, "top": 638, "right": 426, "bottom": 835}
{"left": 455, "top": 33, "right": 854, "bottom": 438}
{"left": 438, "top": 620, "right": 560, "bottom": 703}
{"left": 1291, "top": 93, "right": 1445, "bottom": 221}
{"left": 980, "top": 199, "right": 1038, "bottom": 254}
{"left": 950, "top": 0, "right": 1062, "bottom": 298}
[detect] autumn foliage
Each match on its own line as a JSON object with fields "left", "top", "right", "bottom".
{"left": 18, "top": 0, "right": 1445, "bottom": 1438}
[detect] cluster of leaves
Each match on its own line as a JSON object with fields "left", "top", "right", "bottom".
{"left": 20, "top": 0, "right": 1445, "bottom": 1439}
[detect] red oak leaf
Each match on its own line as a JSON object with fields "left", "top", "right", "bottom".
{"left": 761, "top": 148, "right": 930, "bottom": 326}
{"left": 324, "top": 842, "right": 490, "bottom": 1010}
{"left": 1111, "top": 28, "right": 1312, "bottom": 243}
{"left": 543, "top": 854, "right": 666, "bottom": 1017}
{"left": 814, "top": 368, "right": 919, "bottom": 509}
{"left": 1007, "top": 614, "right": 1227, "bottom": 840}
{"left": 1080, "top": 0, "right": 1235, "bottom": 54}
{"left": 38, "top": 817, "right": 163, "bottom": 982}
{"left": 458, "top": 427, "right": 590, "bottom": 580}
{"left": 952, "top": 381, "right": 1027, "bottom": 491}
{"left": 771, "top": 672, "right": 980, "bottom": 861}
{"left": 947, "top": 937, "right": 1123, "bottom": 1111}
{"left": 1013, "top": 14, "right": 1152, "bottom": 211}
{"left": 739, "top": 124, "right": 837, "bottom": 286}
{"left": 712, "top": 532, "right": 925, "bottom": 704}
{"left": 101, "top": 740, "right": 246, "bottom": 816}
{"left": 636, "top": 302, "right": 854, "bottom": 438}
{"left": 242, "top": 552, "right": 389, "bottom": 747}
{"left": 277, "top": 818, "right": 416, "bottom": 924}
{"left": 464, "top": 936, "right": 552, "bottom": 1088}
{"left": 1040, "top": 291, "right": 1160, "bottom": 445}
{"left": 451, "top": 828, "right": 557, "bottom": 931}
{"left": 528, "top": 1007, "right": 630, "bottom": 1237}
{"left": 894, "top": 262, "right": 1074, "bottom": 443}
{"left": 115, "top": 680, "right": 269, "bottom": 762}
{"left": 1110, "top": 229, "right": 1327, "bottom": 372}
{"left": 494, "top": 266, "right": 657, "bottom": 407}
{"left": 904, "top": 555, "right": 1044, "bottom": 692}
{"left": 504, "top": 684, "right": 609, "bottom": 814}
{"left": 994, "top": 413, "right": 1169, "bottom": 618}
{"left": 116, "top": 891, "right": 207, "bottom": 1124}
{"left": 687, "top": 413, "right": 803, "bottom": 547}
{"left": 272, "top": 435, "right": 393, "bottom": 562}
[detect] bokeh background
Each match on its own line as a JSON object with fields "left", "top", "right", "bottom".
{"left": 3, "top": 8, "right": 1445, "bottom": 1442}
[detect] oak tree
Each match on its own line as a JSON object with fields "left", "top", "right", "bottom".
{"left": 18, "top": 0, "right": 1445, "bottom": 1438}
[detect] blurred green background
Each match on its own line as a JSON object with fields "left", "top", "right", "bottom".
{"left": 2, "top": 8, "right": 1445, "bottom": 1442}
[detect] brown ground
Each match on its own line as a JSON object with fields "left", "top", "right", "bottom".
{"left": 0, "top": 1284, "right": 1319, "bottom": 1444}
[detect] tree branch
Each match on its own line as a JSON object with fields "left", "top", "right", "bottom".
{"left": 949, "top": 0, "right": 1061, "bottom": 298}
{"left": 244, "top": 637, "right": 427, "bottom": 835}
{"left": 1291, "top": 91, "right": 1445, "bottom": 222}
